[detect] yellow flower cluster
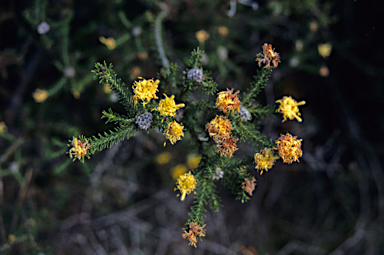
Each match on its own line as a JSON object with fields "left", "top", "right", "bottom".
{"left": 215, "top": 88, "right": 241, "bottom": 115}
{"left": 275, "top": 132, "right": 303, "bottom": 164}
{"left": 175, "top": 172, "right": 197, "bottom": 201}
{"left": 69, "top": 137, "right": 90, "bottom": 161}
{"left": 132, "top": 78, "right": 159, "bottom": 107}
{"left": 182, "top": 222, "right": 206, "bottom": 248}
{"left": 254, "top": 148, "right": 279, "bottom": 175}
{"left": 256, "top": 43, "right": 280, "bottom": 68}
{"left": 33, "top": 89, "right": 49, "bottom": 103}
{"left": 275, "top": 96, "right": 306, "bottom": 122}
{"left": 157, "top": 94, "right": 185, "bottom": 117}
{"left": 163, "top": 121, "right": 184, "bottom": 145}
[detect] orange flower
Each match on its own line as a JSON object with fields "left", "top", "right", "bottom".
{"left": 205, "top": 115, "right": 234, "bottom": 141}
{"left": 242, "top": 177, "right": 256, "bottom": 196}
{"left": 275, "top": 132, "right": 303, "bottom": 164}
{"left": 182, "top": 222, "right": 206, "bottom": 248}
{"left": 215, "top": 88, "right": 241, "bottom": 115}
{"left": 256, "top": 43, "right": 280, "bottom": 68}
{"left": 216, "top": 136, "right": 239, "bottom": 158}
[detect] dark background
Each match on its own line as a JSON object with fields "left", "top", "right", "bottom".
{"left": 1, "top": 0, "right": 383, "bottom": 254}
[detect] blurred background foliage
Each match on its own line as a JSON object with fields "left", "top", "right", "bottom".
{"left": 1, "top": 0, "right": 383, "bottom": 254}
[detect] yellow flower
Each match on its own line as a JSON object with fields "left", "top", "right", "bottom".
{"left": 187, "top": 154, "right": 201, "bottom": 169}
{"left": 156, "top": 151, "right": 172, "bottom": 164}
{"left": 275, "top": 132, "right": 303, "bottom": 164}
{"left": 8, "top": 234, "right": 16, "bottom": 243}
{"left": 32, "top": 89, "right": 49, "bottom": 103}
{"left": 69, "top": 136, "right": 90, "bottom": 161}
{"left": 256, "top": 43, "right": 280, "bottom": 68}
{"left": 163, "top": 121, "right": 184, "bottom": 145}
{"left": 0, "top": 122, "right": 7, "bottom": 135}
{"left": 157, "top": 94, "right": 185, "bottom": 117}
{"left": 196, "top": 30, "right": 210, "bottom": 43}
{"left": 254, "top": 148, "right": 279, "bottom": 175}
{"left": 175, "top": 171, "right": 197, "bottom": 201}
{"left": 99, "top": 36, "right": 116, "bottom": 50}
{"left": 132, "top": 78, "right": 159, "bottom": 107}
{"left": 205, "top": 115, "right": 234, "bottom": 140}
{"left": 103, "top": 83, "right": 112, "bottom": 94}
{"left": 318, "top": 43, "right": 332, "bottom": 58}
{"left": 275, "top": 96, "right": 306, "bottom": 122}
{"left": 216, "top": 88, "right": 241, "bottom": 115}
{"left": 171, "top": 164, "right": 188, "bottom": 180}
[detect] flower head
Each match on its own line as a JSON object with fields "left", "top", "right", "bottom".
{"left": 318, "top": 43, "right": 332, "bottom": 58}
{"left": 182, "top": 222, "right": 206, "bottom": 248}
{"left": 275, "top": 132, "right": 303, "bottom": 164}
{"left": 175, "top": 172, "right": 197, "bottom": 201}
{"left": 187, "top": 154, "right": 201, "bottom": 169}
{"left": 216, "top": 88, "right": 241, "bottom": 115}
{"left": 32, "top": 89, "right": 49, "bottom": 103}
{"left": 69, "top": 136, "right": 90, "bottom": 161}
{"left": 205, "top": 115, "right": 234, "bottom": 141}
{"left": 212, "top": 168, "right": 224, "bottom": 181}
{"left": 218, "top": 26, "right": 229, "bottom": 36}
{"left": 196, "top": 30, "right": 209, "bottom": 43}
{"left": 183, "top": 230, "right": 198, "bottom": 248}
{"left": 242, "top": 177, "right": 256, "bottom": 196}
{"left": 99, "top": 36, "right": 116, "bottom": 50}
{"left": 132, "top": 78, "right": 159, "bottom": 107}
{"left": 156, "top": 151, "right": 172, "bottom": 165}
{"left": 256, "top": 43, "right": 280, "bottom": 68}
{"left": 157, "top": 94, "right": 185, "bottom": 117}
{"left": 163, "top": 121, "right": 184, "bottom": 145}
{"left": 275, "top": 96, "right": 306, "bottom": 122}
{"left": 254, "top": 148, "right": 279, "bottom": 175}
{"left": 216, "top": 136, "right": 239, "bottom": 158}
{"left": 239, "top": 105, "right": 251, "bottom": 122}
{"left": 135, "top": 112, "right": 153, "bottom": 130}
{"left": 187, "top": 68, "right": 204, "bottom": 83}
{"left": 37, "top": 21, "right": 50, "bottom": 34}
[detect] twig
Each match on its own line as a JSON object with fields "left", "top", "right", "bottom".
{"left": 154, "top": 3, "right": 170, "bottom": 72}
{"left": 0, "top": 137, "right": 25, "bottom": 165}
{"left": 9, "top": 167, "right": 34, "bottom": 233}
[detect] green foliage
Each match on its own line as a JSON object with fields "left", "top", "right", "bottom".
{"left": 243, "top": 68, "right": 273, "bottom": 107}
{"left": 93, "top": 62, "right": 136, "bottom": 116}
{"left": 89, "top": 125, "right": 137, "bottom": 154}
